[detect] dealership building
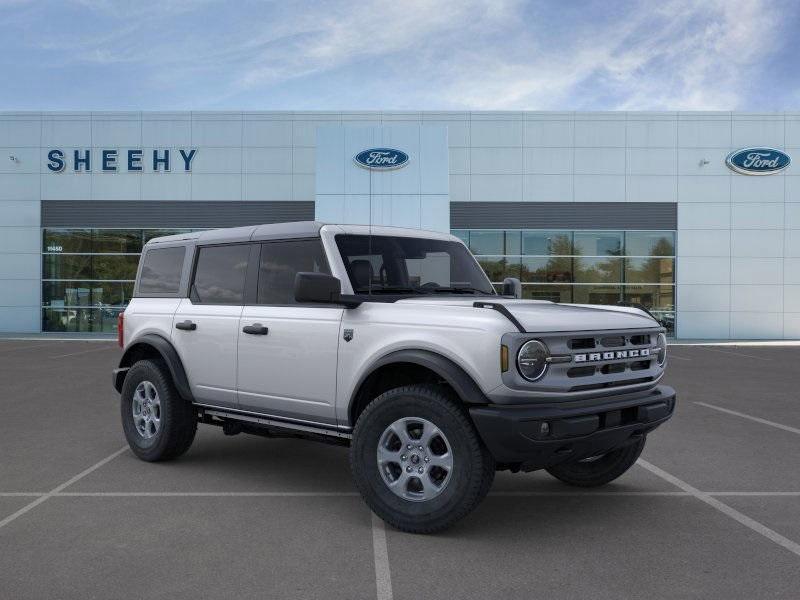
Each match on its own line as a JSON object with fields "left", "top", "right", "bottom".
{"left": 0, "top": 110, "right": 798, "bottom": 339}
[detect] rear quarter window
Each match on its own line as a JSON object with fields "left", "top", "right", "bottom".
{"left": 137, "top": 246, "right": 186, "bottom": 296}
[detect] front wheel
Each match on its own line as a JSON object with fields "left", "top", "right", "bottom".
{"left": 545, "top": 436, "right": 646, "bottom": 487}
{"left": 350, "top": 384, "right": 495, "bottom": 534}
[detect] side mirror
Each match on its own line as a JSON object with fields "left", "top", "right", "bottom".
{"left": 502, "top": 277, "right": 522, "bottom": 299}
{"left": 295, "top": 272, "right": 342, "bottom": 304}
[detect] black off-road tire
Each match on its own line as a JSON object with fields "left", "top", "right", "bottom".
{"left": 350, "top": 384, "right": 495, "bottom": 534}
{"left": 545, "top": 436, "right": 646, "bottom": 487}
{"left": 121, "top": 359, "right": 197, "bottom": 462}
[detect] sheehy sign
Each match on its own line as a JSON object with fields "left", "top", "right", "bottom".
{"left": 46, "top": 149, "right": 197, "bottom": 172}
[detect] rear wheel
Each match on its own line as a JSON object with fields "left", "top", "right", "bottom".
{"left": 350, "top": 384, "right": 494, "bottom": 534}
{"left": 545, "top": 436, "right": 646, "bottom": 487}
{"left": 121, "top": 359, "right": 197, "bottom": 462}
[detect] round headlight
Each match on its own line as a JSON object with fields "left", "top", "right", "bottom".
{"left": 656, "top": 333, "right": 667, "bottom": 366}
{"left": 517, "top": 340, "right": 550, "bottom": 381}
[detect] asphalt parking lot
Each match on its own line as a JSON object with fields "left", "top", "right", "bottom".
{"left": 1, "top": 340, "right": 799, "bottom": 599}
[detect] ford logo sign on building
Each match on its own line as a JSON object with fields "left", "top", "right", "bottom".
{"left": 726, "top": 147, "right": 790, "bottom": 175}
{"left": 354, "top": 148, "right": 409, "bottom": 170}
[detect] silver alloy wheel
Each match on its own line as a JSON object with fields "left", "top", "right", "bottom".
{"left": 132, "top": 380, "right": 161, "bottom": 439}
{"left": 377, "top": 417, "right": 454, "bottom": 502}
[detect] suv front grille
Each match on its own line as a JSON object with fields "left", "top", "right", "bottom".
{"left": 503, "top": 327, "right": 664, "bottom": 395}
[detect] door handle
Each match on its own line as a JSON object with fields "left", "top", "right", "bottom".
{"left": 242, "top": 323, "right": 269, "bottom": 335}
{"left": 175, "top": 320, "right": 197, "bottom": 331}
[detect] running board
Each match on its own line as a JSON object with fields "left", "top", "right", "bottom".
{"left": 195, "top": 404, "right": 352, "bottom": 440}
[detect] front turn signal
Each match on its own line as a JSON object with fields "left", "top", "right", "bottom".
{"left": 500, "top": 344, "right": 509, "bottom": 372}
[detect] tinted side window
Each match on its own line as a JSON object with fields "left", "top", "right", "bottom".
{"left": 192, "top": 244, "right": 250, "bottom": 305}
{"left": 258, "top": 240, "right": 330, "bottom": 305}
{"left": 138, "top": 246, "right": 186, "bottom": 296}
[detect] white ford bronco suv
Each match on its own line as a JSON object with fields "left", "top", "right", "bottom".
{"left": 114, "top": 222, "right": 675, "bottom": 533}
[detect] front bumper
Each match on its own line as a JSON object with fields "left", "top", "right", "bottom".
{"left": 469, "top": 385, "right": 676, "bottom": 471}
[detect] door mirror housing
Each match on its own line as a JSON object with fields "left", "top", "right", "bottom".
{"left": 294, "top": 272, "right": 361, "bottom": 307}
{"left": 502, "top": 277, "right": 522, "bottom": 299}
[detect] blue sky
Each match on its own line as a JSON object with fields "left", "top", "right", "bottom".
{"left": 1, "top": 0, "right": 798, "bottom": 111}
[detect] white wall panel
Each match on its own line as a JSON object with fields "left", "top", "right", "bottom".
{"left": 470, "top": 174, "right": 522, "bottom": 202}
{"left": 677, "top": 230, "right": 730, "bottom": 256}
{"left": 91, "top": 173, "right": 141, "bottom": 200}
{"left": 523, "top": 147, "right": 573, "bottom": 174}
{"left": 731, "top": 230, "right": 784, "bottom": 257}
{"left": 0, "top": 119, "right": 41, "bottom": 147}
{"left": 192, "top": 173, "right": 242, "bottom": 200}
{"left": 677, "top": 284, "right": 730, "bottom": 311}
{"left": 677, "top": 176, "right": 730, "bottom": 203}
{"left": 523, "top": 174, "right": 573, "bottom": 202}
{"left": 730, "top": 285, "right": 783, "bottom": 312}
{"left": 41, "top": 174, "right": 89, "bottom": 201}
{"left": 574, "top": 148, "right": 625, "bottom": 174}
{"left": 732, "top": 120, "right": 785, "bottom": 149}
{"left": 242, "top": 174, "right": 291, "bottom": 201}
{"left": 242, "top": 120, "right": 292, "bottom": 147}
{"left": 730, "top": 312, "right": 782, "bottom": 339}
{"left": 573, "top": 175, "right": 625, "bottom": 202}
{"left": 678, "top": 203, "right": 730, "bottom": 229}
{"left": 91, "top": 120, "right": 141, "bottom": 147}
{"left": 243, "top": 148, "right": 292, "bottom": 173}
{"left": 191, "top": 120, "right": 243, "bottom": 147}
{"left": 730, "top": 175, "right": 785, "bottom": 203}
{"left": 574, "top": 120, "right": 625, "bottom": 147}
{"left": 471, "top": 148, "right": 522, "bottom": 174}
{"left": 141, "top": 174, "right": 191, "bottom": 201}
{"left": 731, "top": 203, "right": 784, "bottom": 229}
{"left": 0, "top": 307, "right": 39, "bottom": 333}
{"left": 0, "top": 279, "right": 39, "bottom": 306}
{"left": 470, "top": 120, "right": 522, "bottom": 147}
{"left": 678, "top": 149, "right": 731, "bottom": 176}
{"left": 677, "top": 257, "right": 730, "bottom": 284}
{"left": 676, "top": 311, "right": 729, "bottom": 338}
{"left": 677, "top": 119, "right": 732, "bottom": 148}
{"left": 142, "top": 119, "right": 191, "bottom": 147}
{"left": 626, "top": 120, "right": 677, "bottom": 148}
{"left": 0, "top": 173, "right": 38, "bottom": 200}
{"left": 731, "top": 257, "right": 782, "bottom": 285}
{"left": 523, "top": 120, "right": 574, "bottom": 147}
{"left": 41, "top": 119, "right": 91, "bottom": 147}
{"left": 627, "top": 148, "right": 676, "bottom": 175}
{"left": 626, "top": 176, "right": 677, "bottom": 203}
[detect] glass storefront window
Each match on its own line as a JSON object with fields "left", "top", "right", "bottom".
{"left": 93, "top": 229, "right": 143, "bottom": 253}
{"left": 625, "top": 257, "right": 675, "bottom": 285}
{"left": 522, "top": 284, "right": 572, "bottom": 303}
{"left": 574, "top": 257, "right": 622, "bottom": 283}
{"left": 41, "top": 228, "right": 204, "bottom": 332}
{"left": 43, "top": 229, "right": 92, "bottom": 253}
{"left": 466, "top": 228, "right": 677, "bottom": 335}
{"left": 522, "top": 231, "right": 573, "bottom": 256}
{"left": 520, "top": 257, "right": 573, "bottom": 283}
{"left": 572, "top": 284, "right": 624, "bottom": 305}
{"left": 574, "top": 231, "right": 623, "bottom": 256}
{"left": 625, "top": 231, "right": 675, "bottom": 256}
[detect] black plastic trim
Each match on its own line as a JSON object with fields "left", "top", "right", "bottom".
{"left": 115, "top": 334, "right": 194, "bottom": 401}
{"left": 349, "top": 349, "right": 489, "bottom": 423}
{"left": 469, "top": 384, "right": 676, "bottom": 469}
{"left": 473, "top": 301, "right": 526, "bottom": 332}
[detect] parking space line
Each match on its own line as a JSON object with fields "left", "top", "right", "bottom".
{"left": 638, "top": 459, "right": 800, "bottom": 558}
{"left": 695, "top": 402, "right": 800, "bottom": 436}
{"left": 0, "top": 446, "right": 128, "bottom": 531}
{"left": 665, "top": 354, "right": 691, "bottom": 361}
{"left": 54, "top": 491, "right": 360, "bottom": 497}
{"left": 371, "top": 512, "right": 393, "bottom": 600}
{"left": 700, "top": 347, "right": 771, "bottom": 361}
{"left": 49, "top": 345, "right": 116, "bottom": 359}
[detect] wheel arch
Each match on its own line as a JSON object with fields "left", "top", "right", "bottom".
{"left": 348, "top": 349, "right": 488, "bottom": 426}
{"left": 115, "top": 334, "right": 194, "bottom": 401}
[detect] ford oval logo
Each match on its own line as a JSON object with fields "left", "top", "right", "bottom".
{"left": 726, "top": 147, "right": 790, "bottom": 175}
{"left": 354, "top": 148, "right": 409, "bottom": 170}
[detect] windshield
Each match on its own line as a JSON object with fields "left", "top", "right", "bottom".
{"left": 335, "top": 234, "right": 496, "bottom": 296}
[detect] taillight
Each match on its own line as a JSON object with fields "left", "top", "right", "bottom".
{"left": 117, "top": 312, "right": 124, "bottom": 348}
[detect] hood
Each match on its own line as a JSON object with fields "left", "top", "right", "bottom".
{"left": 395, "top": 297, "right": 659, "bottom": 333}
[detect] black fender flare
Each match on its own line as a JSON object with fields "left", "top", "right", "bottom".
{"left": 350, "top": 349, "right": 489, "bottom": 420}
{"left": 115, "top": 334, "right": 194, "bottom": 401}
